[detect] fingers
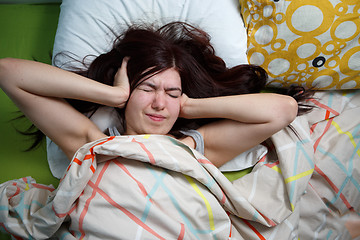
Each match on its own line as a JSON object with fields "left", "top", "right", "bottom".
{"left": 179, "top": 93, "right": 190, "bottom": 118}
{"left": 121, "top": 57, "right": 129, "bottom": 70}
{"left": 114, "top": 57, "right": 130, "bottom": 88}
{"left": 112, "top": 57, "right": 130, "bottom": 108}
{"left": 115, "top": 57, "right": 129, "bottom": 79}
{"left": 119, "top": 57, "right": 129, "bottom": 76}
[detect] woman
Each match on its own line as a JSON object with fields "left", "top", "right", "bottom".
{"left": 0, "top": 22, "right": 304, "bottom": 168}
{"left": 3, "top": 22, "right": 360, "bottom": 240}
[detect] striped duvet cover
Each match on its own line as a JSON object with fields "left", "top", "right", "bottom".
{"left": 0, "top": 90, "right": 359, "bottom": 239}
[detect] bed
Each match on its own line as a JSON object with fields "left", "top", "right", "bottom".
{"left": 0, "top": 0, "right": 359, "bottom": 239}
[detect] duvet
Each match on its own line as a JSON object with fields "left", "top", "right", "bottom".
{"left": 0, "top": 90, "right": 359, "bottom": 239}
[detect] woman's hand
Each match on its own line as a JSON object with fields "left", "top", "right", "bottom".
{"left": 179, "top": 93, "right": 191, "bottom": 118}
{"left": 113, "top": 57, "right": 130, "bottom": 108}
{"left": 179, "top": 93, "right": 298, "bottom": 167}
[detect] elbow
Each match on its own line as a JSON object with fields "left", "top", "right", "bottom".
{"left": 275, "top": 95, "right": 298, "bottom": 127}
{"left": 288, "top": 96, "right": 299, "bottom": 121}
{"left": 0, "top": 58, "right": 16, "bottom": 89}
{"left": 0, "top": 57, "right": 14, "bottom": 70}
{"left": 284, "top": 95, "right": 298, "bottom": 123}
{"left": 0, "top": 58, "right": 9, "bottom": 88}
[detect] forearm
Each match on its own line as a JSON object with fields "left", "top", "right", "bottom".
{"left": 0, "top": 58, "right": 128, "bottom": 107}
{"left": 0, "top": 58, "right": 110, "bottom": 158}
{"left": 181, "top": 93, "right": 298, "bottom": 125}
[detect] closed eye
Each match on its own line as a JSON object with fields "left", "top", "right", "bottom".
{"left": 165, "top": 87, "right": 182, "bottom": 98}
{"left": 137, "top": 82, "right": 181, "bottom": 97}
{"left": 138, "top": 83, "right": 155, "bottom": 92}
{"left": 141, "top": 87, "right": 153, "bottom": 92}
{"left": 167, "top": 91, "right": 181, "bottom": 98}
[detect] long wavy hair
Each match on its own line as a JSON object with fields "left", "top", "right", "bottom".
{"left": 24, "top": 21, "right": 313, "bottom": 149}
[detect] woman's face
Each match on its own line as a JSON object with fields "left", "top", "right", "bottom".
{"left": 124, "top": 68, "right": 182, "bottom": 135}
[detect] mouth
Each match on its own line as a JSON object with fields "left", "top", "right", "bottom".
{"left": 146, "top": 113, "right": 166, "bottom": 122}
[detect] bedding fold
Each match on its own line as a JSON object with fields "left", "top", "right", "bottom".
{"left": 1, "top": 90, "right": 359, "bottom": 239}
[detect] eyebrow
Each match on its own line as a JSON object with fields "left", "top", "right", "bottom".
{"left": 141, "top": 82, "right": 182, "bottom": 92}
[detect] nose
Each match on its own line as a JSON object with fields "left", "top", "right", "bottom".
{"left": 151, "top": 91, "right": 166, "bottom": 110}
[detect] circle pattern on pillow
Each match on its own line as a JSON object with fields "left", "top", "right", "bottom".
{"left": 239, "top": 0, "right": 360, "bottom": 89}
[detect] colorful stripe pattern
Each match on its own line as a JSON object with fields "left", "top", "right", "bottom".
{"left": 0, "top": 90, "right": 359, "bottom": 239}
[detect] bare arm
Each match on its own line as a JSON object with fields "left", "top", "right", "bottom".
{"left": 0, "top": 58, "right": 129, "bottom": 159}
{"left": 180, "top": 93, "right": 298, "bottom": 167}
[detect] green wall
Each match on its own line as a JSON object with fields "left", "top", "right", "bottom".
{"left": 0, "top": 4, "right": 60, "bottom": 238}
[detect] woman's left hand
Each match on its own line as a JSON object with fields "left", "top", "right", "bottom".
{"left": 179, "top": 93, "right": 191, "bottom": 118}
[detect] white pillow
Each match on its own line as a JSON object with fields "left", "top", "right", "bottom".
{"left": 48, "top": 0, "right": 248, "bottom": 178}
{"left": 53, "top": 0, "right": 248, "bottom": 68}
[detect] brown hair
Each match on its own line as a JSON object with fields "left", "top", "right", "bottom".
{"left": 25, "top": 22, "right": 313, "bottom": 149}
{"left": 64, "top": 22, "right": 269, "bottom": 132}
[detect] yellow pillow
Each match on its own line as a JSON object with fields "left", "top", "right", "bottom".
{"left": 239, "top": 0, "right": 360, "bottom": 89}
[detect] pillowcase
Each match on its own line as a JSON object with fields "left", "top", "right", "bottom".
{"left": 53, "top": 0, "right": 248, "bottom": 68}
{"left": 239, "top": 0, "right": 360, "bottom": 90}
{"left": 48, "top": 0, "right": 248, "bottom": 178}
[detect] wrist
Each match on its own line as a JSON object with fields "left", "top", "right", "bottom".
{"left": 108, "top": 86, "right": 129, "bottom": 108}
{"left": 180, "top": 97, "right": 203, "bottom": 119}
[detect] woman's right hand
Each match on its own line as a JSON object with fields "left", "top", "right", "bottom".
{"left": 113, "top": 57, "right": 130, "bottom": 108}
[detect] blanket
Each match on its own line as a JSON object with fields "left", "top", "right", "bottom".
{"left": 0, "top": 90, "right": 359, "bottom": 239}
